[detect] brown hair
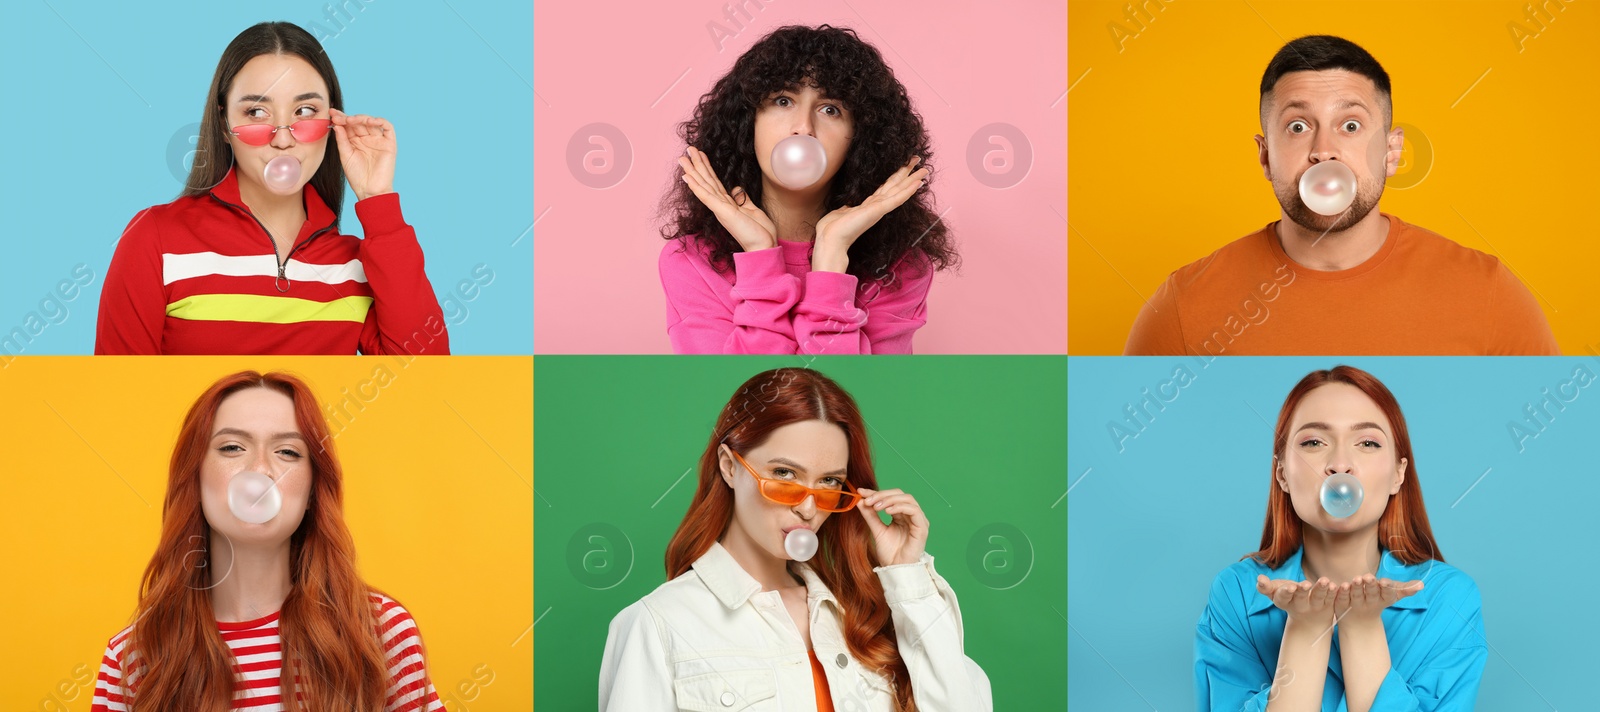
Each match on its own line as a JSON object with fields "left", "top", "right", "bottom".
{"left": 181, "top": 22, "right": 346, "bottom": 223}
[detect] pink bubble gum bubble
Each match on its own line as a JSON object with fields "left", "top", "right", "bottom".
{"left": 784, "top": 528, "right": 818, "bottom": 562}
{"left": 771, "top": 135, "right": 827, "bottom": 190}
{"left": 1297, "top": 161, "right": 1356, "bottom": 216}
{"left": 263, "top": 155, "right": 303, "bottom": 195}
{"left": 228, "top": 471, "right": 282, "bottom": 524}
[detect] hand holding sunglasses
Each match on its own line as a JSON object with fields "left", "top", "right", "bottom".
{"left": 329, "top": 107, "right": 397, "bottom": 201}
{"left": 731, "top": 449, "right": 930, "bottom": 566}
{"left": 855, "top": 485, "right": 929, "bottom": 567}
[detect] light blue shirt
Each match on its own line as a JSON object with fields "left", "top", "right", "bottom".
{"left": 1195, "top": 547, "right": 1485, "bottom": 711}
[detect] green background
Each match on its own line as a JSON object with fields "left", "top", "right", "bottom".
{"left": 533, "top": 356, "right": 1067, "bottom": 709}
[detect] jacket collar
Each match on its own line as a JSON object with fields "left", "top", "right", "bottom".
{"left": 209, "top": 164, "right": 337, "bottom": 231}
{"left": 690, "top": 541, "right": 838, "bottom": 610}
{"left": 1246, "top": 547, "right": 1431, "bottom": 615}
{"left": 692, "top": 541, "right": 765, "bottom": 610}
{"left": 792, "top": 559, "right": 839, "bottom": 608}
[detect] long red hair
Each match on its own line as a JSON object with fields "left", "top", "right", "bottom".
{"left": 122, "top": 371, "right": 411, "bottom": 711}
{"left": 665, "top": 368, "right": 917, "bottom": 712}
{"left": 1246, "top": 365, "right": 1443, "bottom": 568}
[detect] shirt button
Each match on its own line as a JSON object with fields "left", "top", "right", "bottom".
{"left": 720, "top": 691, "right": 735, "bottom": 706}
{"left": 835, "top": 653, "right": 848, "bottom": 668}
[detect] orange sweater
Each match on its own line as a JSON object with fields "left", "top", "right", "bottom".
{"left": 1124, "top": 213, "right": 1558, "bottom": 355}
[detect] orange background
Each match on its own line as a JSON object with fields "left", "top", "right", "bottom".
{"left": 0, "top": 357, "right": 532, "bottom": 710}
{"left": 1069, "top": 0, "right": 1600, "bottom": 354}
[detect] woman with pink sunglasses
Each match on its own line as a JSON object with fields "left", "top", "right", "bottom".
{"left": 95, "top": 22, "right": 449, "bottom": 355}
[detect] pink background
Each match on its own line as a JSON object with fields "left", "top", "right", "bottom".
{"left": 534, "top": 0, "right": 1064, "bottom": 354}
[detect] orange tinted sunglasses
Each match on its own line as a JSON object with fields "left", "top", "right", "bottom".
{"left": 730, "top": 449, "right": 862, "bottom": 512}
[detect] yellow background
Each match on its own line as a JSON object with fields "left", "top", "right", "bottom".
{"left": 1068, "top": 0, "right": 1600, "bottom": 354}
{"left": 0, "top": 357, "right": 532, "bottom": 711}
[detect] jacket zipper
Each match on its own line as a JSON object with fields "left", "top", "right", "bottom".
{"left": 209, "top": 194, "right": 336, "bottom": 293}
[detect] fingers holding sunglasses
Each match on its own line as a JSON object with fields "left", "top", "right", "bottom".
{"left": 855, "top": 488, "right": 924, "bottom": 523}
{"left": 871, "top": 493, "right": 927, "bottom": 529}
{"left": 329, "top": 107, "right": 363, "bottom": 129}
{"left": 329, "top": 108, "right": 397, "bottom": 201}
{"left": 329, "top": 108, "right": 356, "bottom": 140}
{"left": 350, "top": 111, "right": 395, "bottom": 138}
{"left": 856, "top": 488, "right": 929, "bottom": 565}
{"left": 329, "top": 109, "right": 394, "bottom": 142}
{"left": 861, "top": 488, "right": 904, "bottom": 509}
{"left": 854, "top": 488, "right": 889, "bottom": 527}
{"left": 356, "top": 115, "right": 394, "bottom": 140}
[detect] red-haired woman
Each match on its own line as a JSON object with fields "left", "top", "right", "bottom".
{"left": 599, "top": 368, "right": 991, "bottom": 711}
{"left": 1195, "top": 365, "right": 1486, "bottom": 711}
{"left": 90, "top": 372, "right": 443, "bottom": 711}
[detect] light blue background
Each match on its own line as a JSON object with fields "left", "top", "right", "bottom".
{"left": 0, "top": 1, "right": 530, "bottom": 354}
{"left": 1068, "top": 356, "right": 1600, "bottom": 710}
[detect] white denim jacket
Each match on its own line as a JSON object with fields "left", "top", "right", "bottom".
{"left": 599, "top": 542, "right": 993, "bottom": 711}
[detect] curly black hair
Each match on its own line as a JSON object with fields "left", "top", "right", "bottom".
{"left": 659, "top": 25, "right": 958, "bottom": 289}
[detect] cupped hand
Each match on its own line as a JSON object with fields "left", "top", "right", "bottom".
{"left": 1258, "top": 575, "right": 1340, "bottom": 623}
{"left": 1334, "top": 574, "right": 1424, "bottom": 623}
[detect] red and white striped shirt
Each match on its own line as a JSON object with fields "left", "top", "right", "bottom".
{"left": 91, "top": 593, "right": 445, "bottom": 711}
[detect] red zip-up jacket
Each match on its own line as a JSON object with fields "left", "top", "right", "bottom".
{"left": 96, "top": 167, "right": 450, "bottom": 355}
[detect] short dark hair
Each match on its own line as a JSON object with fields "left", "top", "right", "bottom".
{"left": 1259, "top": 35, "right": 1391, "bottom": 129}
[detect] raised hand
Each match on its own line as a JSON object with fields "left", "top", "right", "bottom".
{"left": 855, "top": 487, "right": 929, "bottom": 567}
{"left": 678, "top": 146, "right": 776, "bottom": 253}
{"left": 329, "top": 108, "right": 396, "bottom": 201}
{"left": 813, "top": 156, "right": 929, "bottom": 262}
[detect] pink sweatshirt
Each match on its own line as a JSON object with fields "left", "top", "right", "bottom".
{"left": 659, "top": 237, "right": 932, "bottom": 354}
